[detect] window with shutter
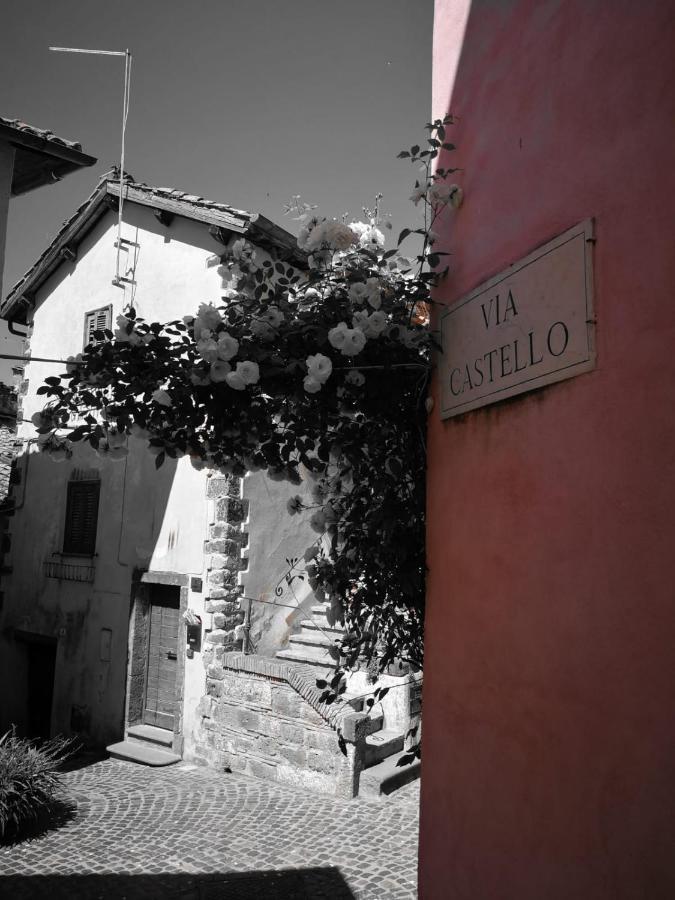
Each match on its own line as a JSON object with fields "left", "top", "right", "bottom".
{"left": 63, "top": 480, "right": 101, "bottom": 556}
{"left": 83, "top": 305, "right": 112, "bottom": 349}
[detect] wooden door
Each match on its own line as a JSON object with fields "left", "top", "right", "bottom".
{"left": 144, "top": 586, "right": 180, "bottom": 730}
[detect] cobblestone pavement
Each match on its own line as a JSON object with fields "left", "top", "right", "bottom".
{"left": 0, "top": 758, "right": 419, "bottom": 899}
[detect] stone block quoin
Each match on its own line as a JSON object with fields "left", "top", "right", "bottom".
{"left": 202, "top": 475, "right": 248, "bottom": 655}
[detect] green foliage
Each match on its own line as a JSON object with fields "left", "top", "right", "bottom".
{"left": 0, "top": 730, "right": 73, "bottom": 839}
{"left": 35, "top": 116, "right": 459, "bottom": 688}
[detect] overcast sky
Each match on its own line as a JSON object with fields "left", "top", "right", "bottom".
{"left": 0, "top": 0, "right": 432, "bottom": 384}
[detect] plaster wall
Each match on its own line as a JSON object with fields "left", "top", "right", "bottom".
{"left": 0, "top": 141, "right": 15, "bottom": 295}
{"left": 1, "top": 202, "right": 315, "bottom": 750}
{"left": 242, "top": 472, "right": 316, "bottom": 656}
{"left": 421, "top": 2, "right": 675, "bottom": 898}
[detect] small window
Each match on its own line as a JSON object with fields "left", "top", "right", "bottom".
{"left": 83, "top": 305, "right": 112, "bottom": 349}
{"left": 63, "top": 480, "right": 100, "bottom": 556}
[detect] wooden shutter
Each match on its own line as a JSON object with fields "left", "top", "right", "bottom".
{"left": 84, "top": 306, "right": 112, "bottom": 348}
{"left": 63, "top": 480, "right": 100, "bottom": 556}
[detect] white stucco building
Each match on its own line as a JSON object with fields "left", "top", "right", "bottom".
{"left": 0, "top": 175, "right": 319, "bottom": 753}
{"left": 0, "top": 174, "right": 421, "bottom": 796}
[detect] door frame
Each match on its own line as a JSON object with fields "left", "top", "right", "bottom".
{"left": 125, "top": 571, "right": 188, "bottom": 755}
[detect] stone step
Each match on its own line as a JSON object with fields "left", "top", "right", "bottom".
{"left": 127, "top": 724, "right": 173, "bottom": 748}
{"left": 275, "top": 647, "right": 339, "bottom": 674}
{"left": 364, "top": 729, "right": 405, "bottom": 768}
{"left": 277, "top": 640, "right": 339, "bottom": 665}
{"left": 299, "top": 619, "right": 343, "bottom": 637}
{"left": 107, "top": 740, "right": 181, "bottom": 767}
{"left": 288, "top": 631, "right": 341, "bottom": 651}
{"left": 304, "top": 605, "right": 340, "bottom": 629}
{"left": 358, "top": 750, "right": 421, "bottom": 798}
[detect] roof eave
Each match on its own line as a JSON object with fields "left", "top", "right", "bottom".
{"left": 0, "top": 181, "right": 110, "bottom": 322}
{"left": 0, "top": 121, "right": 97, "bottom": 196}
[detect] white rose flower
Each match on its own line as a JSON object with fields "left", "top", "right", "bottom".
{"left": 193, "top": 303, "right": 223, "bottom": 339}
{"left": 340, "top": 328, "right": 367, "bottom": 356}
{"left": 303, "top": 376, "right": 322, "bottom": 394}
{"left": 297, "top": 215, "right": 323, "bottom": 250}
{"left": 306, "top": 353, "right": 332, "bottom": 383}
{"left": 319, "top": 221, "right": 357, "bottom": 251}
{"left": 197, "top": 337, "right": 219, "bottom": 363}
{"left": 427, "top": 182, "right": 462, "bottom": 208}
{"left": 349, "top": 221, "right": 368, "bottom": 241}
{"left": 410, "top": 180, "right": 428, "bottom": 205}
{"left": 359, "top": 225, "right": 385, "bottom": 251}
{"left": 352, "top": 311, "right": 370, "bottom": 334}
{"left": 365, "top": 277, "right": 382, "bottom": 310}
{"left": 261, "top": 306, "right": 284, "bottom": 328}
{"left": 348, "top": 282, "right": 369, "bottom": 305}
{"left": 345, "top": 370, "right": 365, "bottom": 387}
{"left": 152, "top": 389, "right": 172, "bottom": 407}
{"left": 225, "top": 370, "right": 246, "bottom": 391}
{"left": 216, "top": 332, "right": 239, "bottom": 361}
{"left": 235, "top": 361, "right": 260, "bottom": 385}
{"left": 209, "top": 360, "right": 232, "bottom": 382}
{"left": 328, "top": 322, "right": 349, "bottom": 349}
{"left": 367, "top": 311, "right": 387, "bottom": 336}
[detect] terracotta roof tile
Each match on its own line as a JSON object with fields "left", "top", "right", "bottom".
{"left": 0, "top": 116, "right": 84, "bottom": 151}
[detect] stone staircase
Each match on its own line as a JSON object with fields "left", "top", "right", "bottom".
{"left": 275, "top": 602, "right": 420, "bottom": 796}
{"left": 107, "top": 723, "right": 181, "bottom": 767}
{"left": 275, "top": 603, "right": 343, "bottom": 672}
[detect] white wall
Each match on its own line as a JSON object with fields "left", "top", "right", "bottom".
{"left": 2, "top": 200, "right": 317, "bottom": 752}
{"left": 0, "top": 141, "right": 14, "bottom": 296}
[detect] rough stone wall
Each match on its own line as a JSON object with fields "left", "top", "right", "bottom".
{"left": 193, "top": 660, "right": 361, "bottom": 798}
{"left": 202, "top": 474, "right": 248, "bottom": 653}
{"left": 0, "top": 423, "right": 18, "bottom": 502}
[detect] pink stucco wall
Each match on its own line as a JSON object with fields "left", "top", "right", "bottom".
{"left": 421, "top": 2, "right": 675, "bottom": 898}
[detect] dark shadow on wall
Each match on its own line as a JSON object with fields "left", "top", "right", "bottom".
{"left": 0, "top": 867, "right": 356, "bottom": 899}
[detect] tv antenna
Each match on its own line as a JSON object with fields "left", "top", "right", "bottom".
{"left": 49, "top": 46, "right": 132, "bottom": 286}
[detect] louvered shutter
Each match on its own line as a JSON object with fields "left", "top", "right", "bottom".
{"left": 63, "top": 481, "right": 100, "bottom": 555}
{"left": 84, "top": 306, "right": 112, "bottom": 348}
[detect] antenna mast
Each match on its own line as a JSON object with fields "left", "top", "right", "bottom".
{"left": 49, "top": 46, "right": 132, "bottom": 285}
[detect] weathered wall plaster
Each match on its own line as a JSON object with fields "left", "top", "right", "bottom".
{"left": 421, "top": 2, "right": 675, "bottom": 897}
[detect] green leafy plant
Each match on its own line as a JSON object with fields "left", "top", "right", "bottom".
{"left": 33, "top": 117, "right": 459, "bottom": 716}
{"left": 0, "top": 729, "right": 74, "bottom": 840}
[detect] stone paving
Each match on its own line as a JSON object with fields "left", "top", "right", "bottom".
{"left": 0, "top": 758, "right": 420, "bottom": 899}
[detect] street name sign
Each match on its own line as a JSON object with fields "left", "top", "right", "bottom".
{"left": 439, "top": 220, "right": 595, "bottom": 419}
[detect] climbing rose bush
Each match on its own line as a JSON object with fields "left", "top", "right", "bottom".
{"left": 35, "top": 117, "right": 459, "bottom": 681}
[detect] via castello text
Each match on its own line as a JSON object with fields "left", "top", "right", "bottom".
{"left": 447, "top": 289, "right": 570, "bottom": 398}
